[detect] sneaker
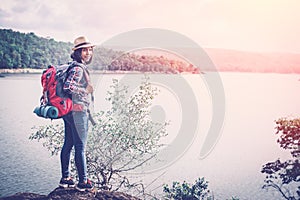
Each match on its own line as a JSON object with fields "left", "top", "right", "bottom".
{"left": 59, "top": 177, "right": 75, "bottom": 188}
{"left": 75, "top": 179, "right": 94, "bottom": 192}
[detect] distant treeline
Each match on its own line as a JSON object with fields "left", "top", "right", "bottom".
{"left": 2, "top": 29, "right": 299, "bottom": 74}
{"left": 0, "top": 29, "right": 200, "bottom": 73}
{"left": 0, "top": 29, "right": 199, "bottom": 73}
{"left": 0, "top": 29, "right": 124, "bottom": 71}
{"left": 0, "top": 29, "right": 72, "bottom": 69}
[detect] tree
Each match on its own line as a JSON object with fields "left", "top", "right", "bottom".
{"left": 30, "top": 77, "right": 168, "bottom": 197}
{"left": 261, "top": 118, "right": 300, "bottom": 200}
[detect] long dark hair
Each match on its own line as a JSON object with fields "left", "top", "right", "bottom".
{"left": 71, "top": 48, "right": 83, "bottom": 63}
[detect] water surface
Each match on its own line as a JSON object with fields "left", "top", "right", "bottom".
{"left": 0, "top": 72, "right": 298, "bottom": 199}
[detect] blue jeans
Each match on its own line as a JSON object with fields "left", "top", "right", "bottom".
{"left": 61, "top": 111, "right": 88, "bottom": 183}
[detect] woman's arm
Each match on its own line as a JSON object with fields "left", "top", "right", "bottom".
{"left": 63, "top": 66, "right": 86, "bottom": 95}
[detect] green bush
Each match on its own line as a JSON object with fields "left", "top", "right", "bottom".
{"left": 163, "top": 178, "right": 212, "bottom": 200}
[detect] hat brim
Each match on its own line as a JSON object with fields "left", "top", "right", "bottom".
{"left": 72, "top": 44, "right": 95, "bottom": 51}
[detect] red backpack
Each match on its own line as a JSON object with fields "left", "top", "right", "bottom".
{"left": 34, "top": 62, "right": 78, "bottom": 119}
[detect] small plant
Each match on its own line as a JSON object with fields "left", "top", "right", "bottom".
{"left": 163, "top": 177, "right": 212, "bottom": 200}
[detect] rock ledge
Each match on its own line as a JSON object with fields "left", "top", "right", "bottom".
{"left": 0, "top": 187, "right": 141, "bottom": 200}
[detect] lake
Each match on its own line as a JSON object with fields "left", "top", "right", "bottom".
{"left": 0, "top": 72, "right": 299, "bottom": 199}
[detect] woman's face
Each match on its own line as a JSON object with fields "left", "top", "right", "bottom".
{"left": 81, "top": 47, "right": 93, "bottom": 64}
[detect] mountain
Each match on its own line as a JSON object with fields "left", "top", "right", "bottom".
{"left": 205, "top": 48, "right": 300, "bottom": 73}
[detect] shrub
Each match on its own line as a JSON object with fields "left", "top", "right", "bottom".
{"left": 163, "top": 178, "right": 212, "bottom": 200}
{"left": 30, "top": 77, "right": 168, "bottom": 196}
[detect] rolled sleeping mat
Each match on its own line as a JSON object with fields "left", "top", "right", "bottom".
{"left": 33, "top": 105, "right": 59, "bottom": 119}
{"left": 33, "top": 106, "right": 42, "bottom": 117}
{"left": 46, "top": 106, "right": 59, "bottom": 118}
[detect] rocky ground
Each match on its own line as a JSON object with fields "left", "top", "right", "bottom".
{"left": 0, "top": 187, "right": 141, "bottom": 200}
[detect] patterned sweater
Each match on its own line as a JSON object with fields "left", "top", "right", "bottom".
{"left": 63, "top": 63, "right": 90, "bottom": 111}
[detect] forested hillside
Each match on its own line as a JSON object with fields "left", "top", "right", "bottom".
{"left": 0, "top": 29, "right": 72, "bottom": 69}
{"left": 1, "top": 28, "right": 299, "bottom": 73}
{"left": 0, "top": 29, "right": 199, "bottom": 73}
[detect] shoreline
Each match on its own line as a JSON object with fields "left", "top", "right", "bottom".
{"left": 0, "top": 68, "right": 203, "bottom": 75}
{"left": 1, "top": 68, "right": 300, "bottom": 75}
{"left": 0, "top": 68, "right": 44, "bottom": 74}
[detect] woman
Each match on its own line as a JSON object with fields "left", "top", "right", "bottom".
{"left": 59, "top": 36, "right": 94, "bottom": 192}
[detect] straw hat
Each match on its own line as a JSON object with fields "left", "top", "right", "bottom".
{"left": 72, "top": 36, "right": 95, "bottom": 51}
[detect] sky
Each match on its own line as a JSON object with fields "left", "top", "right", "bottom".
{"left": 1, "top": 0, "right": 300, "bottom": 53}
